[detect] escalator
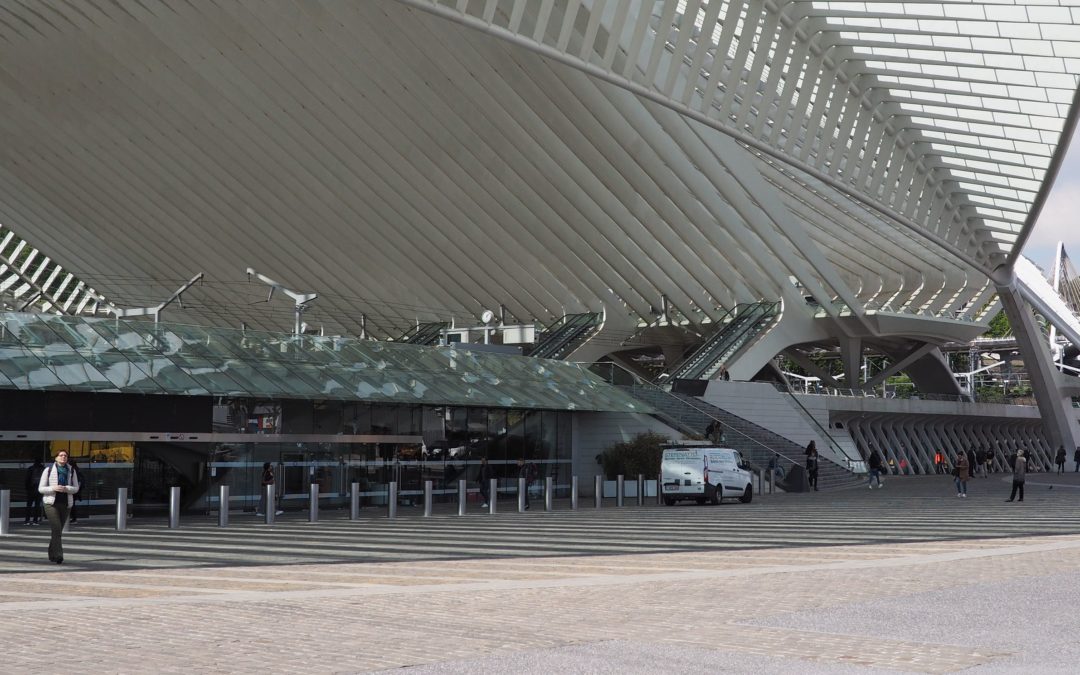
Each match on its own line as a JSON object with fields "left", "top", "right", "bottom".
{"left": 529, "top": 312, "right": 602, "bottom": 360}
{"left": 661, "top": 301, "right": 779, "bottom": 381}
{"left": 396, "top": 321, "right": 450, "bottom": 345}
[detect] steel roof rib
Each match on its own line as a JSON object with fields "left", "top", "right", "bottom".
{"left": 0, "top": 0, "right": 1077, "bottom": 345}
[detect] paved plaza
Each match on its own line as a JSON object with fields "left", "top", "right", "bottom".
{"left": 2, "top": 474, "right": 1080, "bottom": 673}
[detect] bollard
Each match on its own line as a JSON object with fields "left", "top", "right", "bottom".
{"left": 458, "top": 479, "right": 467, "bottom": 516}
{"left": 489, "top": 478, "right": 498, "bottom": 515}
{"left": 616, "top": 475, "right": 624, "bottom": 507}
{"left": 116, "top": 487, "right": 128, "bottom": 531}
{"left": 544, "top": 476, "right": 553, "bottom": 512}
{"left": 594, "top": 475, "right": 603, "bottom": 508}
{"left": 264, "top": 484, "right": 276, "bottom": 525}
{"left": 637, "top": 474, "right": 644, "bottom": 506}
{"left": 388, "top": 481, "right": 398, "bottom": 519}
{"left": 571, "top": 476, "right": 578, "bottom": 510}
{"left": 168, "top": 486, "right": 181, "bottom": 529}
{"left": 0, "top": 490, "right": 9, "bottom": 536}
{"left": 309, "top": 483, "right": 319, "bottom": 523}
{"left": 350, "top": 482, "right": 361, "bottom": 520}
{"left": 423, "top": 480, "right": 433, "bottom": 517}
{"left": 755, "top": 469, "right": 762, "bottom": 495}
{"left": 218, "top": 485, "right": 229, "bottom": 527}
{"left": 518, "top": 477, "right": 526, "bottom": 512}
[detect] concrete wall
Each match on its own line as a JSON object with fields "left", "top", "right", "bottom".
{"left": 572, "top": 412, "right": 681, "bottom": 495}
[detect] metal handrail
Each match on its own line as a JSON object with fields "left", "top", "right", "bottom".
{"left": 588, "top": 361, "right": 802, "bottom": 467}
{"left": 774, "top": 383, "right": 860, "bottom": 469}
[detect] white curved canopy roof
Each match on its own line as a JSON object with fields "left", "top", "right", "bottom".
{"left": 0, "top": 1, "right": 1078, "bottom": 340}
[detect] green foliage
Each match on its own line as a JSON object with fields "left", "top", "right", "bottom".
{"left": 975, "top": 386, "right": 1006, "bottom": 404}
{"left": 600, "top": 432, "right": 668, "bottom": 479}
{"left": 985, "top": 311, "right": 1011, "bottom": 338}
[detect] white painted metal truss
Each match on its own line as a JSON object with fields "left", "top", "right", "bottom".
{"left": 0, "top": 225, "right": 110, "bottom": 316}
{"left": 0, "top": 1, "right": 1077, "bottom": 343}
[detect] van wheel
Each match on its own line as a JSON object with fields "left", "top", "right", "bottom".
{"left": 710, "top": 486, "right": 721, "bottom": 505}
{"left": 664, "top": 497, "right": 675, "bottom": 506}
{"left": 739, "top": 486, "right": 753, "bottom": 504}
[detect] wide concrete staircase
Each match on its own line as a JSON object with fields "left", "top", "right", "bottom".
{"left": 592, "top": 363, "right": 863, "bottom": 491}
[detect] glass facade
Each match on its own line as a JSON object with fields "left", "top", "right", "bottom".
{"left": 0, "top": 406, "right": 575, "bottom": 516}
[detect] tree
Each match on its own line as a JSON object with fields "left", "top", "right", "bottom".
{"left": 599, "top": 432, "right": 668, "bottom": 479}
{"left": 985, "top": 311, "right": 1011, "bottom": 338}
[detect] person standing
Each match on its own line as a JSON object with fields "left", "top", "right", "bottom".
{"left": 1055, "top": 446, "right": 1066, "bottom": 475}
{"left": 38, "top": 450, "right": 79, "bottom": 564}
{"left": 23, "top": 457, "right": 45, "bottom": 525}
{"left": 257, "top": 462, "right": 284, "bottom": 516}
{"left": 975, "top": 449, "right": 986, "bottom": 478}
{"left": 1006, "top": 450, "right": 1027, "bottom": 502}
{"left": 477, "top": 456, "right": 492, "bottom": 508}
{"left": 517, "top": 457, "right": 537, "bottom": 510}
{"left": 867, "top": 451, "right": 884, "bottom": 489}
{"left": 934, "top": 450, "right": 944, "bottom": 474}
{"left": 806, "top": 448, "right": 819, "bottom": 492}
{"left": 1074, "top": 446, "right": 1080, "bottom": 473}
{"left": 955, "top": 451, "right": 969, "bottom": 498}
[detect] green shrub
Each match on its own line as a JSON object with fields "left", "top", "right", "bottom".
{"left": 600, "top": 432, "right": 668, "bottom": 479}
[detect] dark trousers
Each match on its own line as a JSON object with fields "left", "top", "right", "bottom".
{"left": 43, "top": 500, "right": 70, "bottom": 561}
{"left": 808, "top": 470, "right": 818, "bottom": 489}
{"left": 24, "top": 493, "right": 42, "bottom": 523}
{"left": 478, "top": 481, "right": 489, "bottom": 504}
{"left": 1008, "top": 481, "right": 1025, "bottom": 502}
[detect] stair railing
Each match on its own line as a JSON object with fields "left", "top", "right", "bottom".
{"left": 588, "top": 361, "right": 802, "bottom": 468}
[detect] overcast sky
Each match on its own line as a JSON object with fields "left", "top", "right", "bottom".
{"left": 1024, "top": 124, "right": 1080, "bottom": 273}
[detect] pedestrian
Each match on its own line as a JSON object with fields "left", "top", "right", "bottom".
{"left": 23, "top": 457, "right": 45, "bottom": 525}
{"left": 257, "top": 462, "right": 284, "bottom": 516}
{"left": 975, "top": 449, "right": 987, "bottom": 478}
{"left": 955, "top": 451, "right": 969, "bottom": 498}
{"left": 1055, "top": 445, "right": 1066, "bottom": 475}
{"left": 965, "top": 448, "right": 977, "bottom": 478}
{"left": 1006, "top": 450, "right": 1027, "bottom": 502}
{"left": 38, "top": 450, "right": 80, "bottom": 564}
{"left": 805, "top": 440, "right": 817, "bottom": 457}
{"left": 806, "top": 447, "right": 819, "bottom": 491}
{"left": 517, "top": 457, "right": 537, "bottom": 510}
{"left": 1074, "top": 446, "right": 1080, "bottom": 473}
{"left": 934, "top": 450, "right": 944, "bottom": 474}
{"left": 867, "top": 451, "right": 884, "bottom": 489}
{"left": 477, "top": 456, "right": 492, "bottom": 508}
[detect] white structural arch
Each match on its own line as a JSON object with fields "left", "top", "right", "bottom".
{"left": 0, "top": 1, "right": 1078, "bottom": 441}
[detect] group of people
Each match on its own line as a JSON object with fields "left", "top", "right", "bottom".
{"left": 1053, "top": 445, "right": 1080, "bottom": 475}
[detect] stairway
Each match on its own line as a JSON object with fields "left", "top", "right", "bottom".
{"left": 661, "top": 301, "right": 779, "bottom": 381}
{"left": 530, "top": 312, "right": 602, "bottom": 360}
{"left": 593, "top": 363, "right": 862, "bottom": 491}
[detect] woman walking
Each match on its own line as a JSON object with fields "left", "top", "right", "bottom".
{"left": 954, "top": 451, "right": 969, "bottom": 498}
{"left": 38, "top": 450, "right": 79, "bottom": 564}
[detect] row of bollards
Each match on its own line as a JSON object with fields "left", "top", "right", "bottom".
{"left": 0, "top": 475, "right": 659, "bottom": 534}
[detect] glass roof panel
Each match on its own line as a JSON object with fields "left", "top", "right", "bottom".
{"left": 0, "top": 314, "right": 647, "bottom": 412}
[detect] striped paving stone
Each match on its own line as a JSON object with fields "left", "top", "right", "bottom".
{"left": 2, "top": 476, "right": 1079, "bottom": 573}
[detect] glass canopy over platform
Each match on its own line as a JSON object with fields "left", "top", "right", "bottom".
{"left": 0, "top": 313, "right": 646, "bottom": 413}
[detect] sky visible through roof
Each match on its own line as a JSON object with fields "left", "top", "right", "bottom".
{"left": 1026, "top": 124, "right": 1080, "bottom": 272}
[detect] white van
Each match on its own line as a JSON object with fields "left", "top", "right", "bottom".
{"left": 661, "top": 445, "right": 753, "bottom": 505}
